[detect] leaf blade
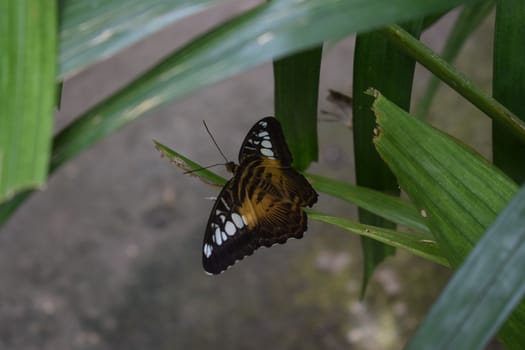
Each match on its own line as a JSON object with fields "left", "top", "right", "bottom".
{"left": 382, "top": 24, "right": 525, "bottom": 143}
{"left": 306, "top": 173, "right": 429, "bottom": 233}
{"left": 353, "top": 20, "right": 423, "bottom": 292}
{"left": 405, "top": 186, "right": 525, "bottom": 350}
{"left": 59, "top": 0, "right": 222, "bottom": 78}
{"left": 372, "top": 91, "right": 523, "bottom": 347}
{"left": 416, "top": 0, "right": 495, "bottom": 117}
{"left": 0, "top": 0, "right": 56, "bottom": 203}
{"left": 274, "top": 47, "right": 322, "bottom": 171}
{"left": 492, "top": 0, "right": 525, "bottom": 183}
{"left": 153, "top": 140, "right": 227, "bottom": 186}
{"left": 308, "top": 210, "right": 449, "bottom": 267}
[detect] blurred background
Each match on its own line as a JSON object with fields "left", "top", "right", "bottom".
{"left": 0, "top": 2, "right": 498, "bottom": 349}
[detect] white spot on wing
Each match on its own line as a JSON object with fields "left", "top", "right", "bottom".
{"left": 242, "top": 215, "right": 248, "bottom": 226}
{"left": 231, "top": 213, "right": 244, "bottom": 228}
{"left": 260, "top": 148, "right": 274, "bottom": 157}
{"left": 221, "top": 231, "right": 227, "bottom": 241}
{"left": 220, "top": 197, "right": 230, "bottom": 210}
{"left": 225, "top": 221, "right": 236, "bottom": 236}
{"left": 215, "top": 229, "right": 222, "bottom": 246}
{"left": 204, "top": 244, "right": 213, "bottom": 258}
{"left": 260, "top": 121, "right": 268, "bottom": 127}
{"left": 261, "top": 140, "right": 272, "bottom": 148}
{"left": 258, "top": 131, "right": 269, "bottom": 137}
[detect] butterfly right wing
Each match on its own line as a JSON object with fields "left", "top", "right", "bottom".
{"left": 244, "top": 162, "right": 318, "bottom": 246}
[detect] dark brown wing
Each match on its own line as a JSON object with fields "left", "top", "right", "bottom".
{"left": 202, "top": 179, "right": 258, "bottom": 275}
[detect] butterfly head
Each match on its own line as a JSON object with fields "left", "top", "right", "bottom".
{"left": 225, "top": 161, "right": 238, "bottom": 174}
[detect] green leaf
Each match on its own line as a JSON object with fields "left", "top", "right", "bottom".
{"left": 405, "top": 185, "right": 525, "bottom": 350}
{"left": 274, "top": 47, "right": 322, "bottom": 171}
{"left": 306, "top": 173, "right": 429, "bottom": 234}
{"left": 382, "top": 24, "right": 525, "bottom": 144}
{"left": 353, "top": 20, "right": 422, "bottom": 293}
{"left": 153, "top": 140, "right": 226, "bottom": 186}
{"left": 59, "top": 0, "right": 482, "bottom": 78}
{"left": 416, "top": 0, "right": 495, "bottom": 117}
{"left": 1, "top": 0, "right": 486, "bottom": 223}
{"left": 154, "top": 141, "right": 446, "bottom": 267}
{"left": 59, "top": 0, "right": 222, "bottom": 78}
{"left": 0, "top": 0, "right": 56, "bottom": 203}
{"left": 372, "top": 91, "right": 517, "bottom": 264}
{"left": 492, "top": 0, "right": 525, "bottom": 184}
{"left": 154, "top": 141, "right": 432, "bottom": 237}
{"left": 371, "top": 91, "right": 523, "bottom": 347}
{"left": 308, "top": 210, "right": 448, "bottom": 267}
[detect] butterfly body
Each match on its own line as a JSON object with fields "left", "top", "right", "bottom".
{"left": 202, "top": 117, "right": 318, "bottom": 274}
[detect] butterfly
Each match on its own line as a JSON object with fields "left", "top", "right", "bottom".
{"left": 202, "top": 117, "right": 318, "bottom": 274}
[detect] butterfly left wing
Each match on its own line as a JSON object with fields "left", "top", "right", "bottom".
{"left": 202, "top": 179, "right": 258, "bottom": 275}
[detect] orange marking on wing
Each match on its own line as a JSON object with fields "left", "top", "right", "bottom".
{"left": 237, "top": 199, "right": 258, "bottom": 230}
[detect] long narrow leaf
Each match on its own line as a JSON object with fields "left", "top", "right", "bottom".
{"left": 274, "top": 47, "right": 322, "bottom": 171}
{"left": 308, "top": 210, "right": 448, "bottom": 267}
{"left": 306, "top": 173, "right": 429, "bottom": 233}
{"left": 153, "top": 140, "right": 227, "bottom": 186}
{"left": 0, "top": 0, "right": 56, "bottom": 203}
{"left": 405, "top": 186, "right": 525, "bottom": 350}
{"left": 382, "top": 24, "right": 525, "bottom": 143}
{"left": 59, "top": 0, "right": 482, "bottom": 79}
{"left": 154, "top": 141, "right": 431, "bottom": 236}
{"left": 416, "top": 0, "right": 495, "bottom": 117}
{"left": 353, "top": 20, "right": 422, "bottom": 292}
{"left": 155, "top": 140, "right": 446, "bottom": 267}
{"left": 492, "top": 0, "right": 525, "bottom": 184}
{"left": 59, "top": 0, "right": 222, "bottom": 78}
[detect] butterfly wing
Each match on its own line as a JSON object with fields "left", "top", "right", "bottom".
{"left": 238, "top": 117, "right": 292, "bottom": 165}
{"left": 202, "top": 179, "right": 257, "bottom": 275}
{"left": 244, "top": 162, "right": 318, "bottom": 244}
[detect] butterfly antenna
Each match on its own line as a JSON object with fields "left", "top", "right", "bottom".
{"left": 203, "top": 120, "right": 230, "bottom": 163}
